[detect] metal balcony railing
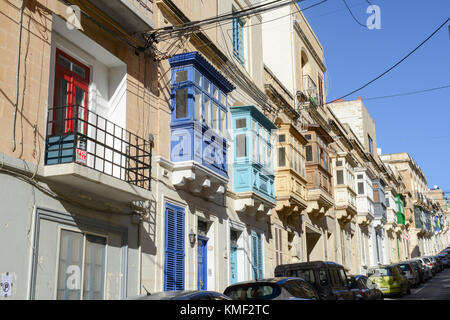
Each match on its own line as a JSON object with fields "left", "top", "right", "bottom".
{"left": 302, "top": 75, "right": 319, "bottom": 106}
{"left": 45, "top": 105, "right": 152, "bottom": 190}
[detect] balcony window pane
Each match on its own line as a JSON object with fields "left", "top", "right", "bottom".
{"left": 306, "top": 145, "right": 313, "bottom": 161}
{"left": 358, "top": 182, "right": 364, "bottom": 195}
{"left": 175, "top": 70, "right": 188, "bottom": 83}
{"left": 212, "top": 103, "right": 218, "bottom": 131}
{"left": 194, "top": 69, "right": 202, "bottom": 86}
{"left": 236, "top": 118, "right": 246, "bottom": 129}
{"left": 236, "top": 134, "right": 247, "bottom": 158}
{"left": 220, "top": 92, "right": 226, "bottom": 106}
{"left": 194, "top": 88, "right": 202, "bottom": 121}
{"left": 252, "top": 134, "right": 257, "bottom": 161}
{"left": 268, "top": 147, "right": 272, "bottom": 168}
{"left": 203, "top": 78, "right": 211, "bottom": 92}
{"left": 175, "top": 89, "right": 188, "bottom": 119}
{"left": 278, "top": 147, "right": 286, "bottom": 167}
{"left": 221, "top": 110, "right": 226, "bottom": 135}
{"left": 212, "top": 86, "right": 218, "bottom": 100}
{"left": 337, "top": 170, "right": 344, "bottom": 185}
{"left": 203, "top": 95, "right": 210, "bottom": 126}
{"left": 278, "top": 134, "right": 285, "bottom": 143}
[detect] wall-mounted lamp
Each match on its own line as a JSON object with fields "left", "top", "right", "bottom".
{"left": 189, "top": 229, "right": 196, "bottom": 246}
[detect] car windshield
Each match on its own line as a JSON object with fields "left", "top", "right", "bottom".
{"left": 224, "top": 283, "right": 281, "bottom": 300}
{"left": 368, "top": 267, "right": 392, "bottom": 277}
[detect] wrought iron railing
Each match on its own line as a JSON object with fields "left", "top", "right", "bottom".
{"left": 303, "top": 75, "right": 318, "bottom": 106}
{"left": 45, "top": 105, "right": 152, "bottom": 190}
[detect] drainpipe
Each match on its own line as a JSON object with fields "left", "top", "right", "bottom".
{"left": 12, "top": 0, "right": 24, "bottom": 152}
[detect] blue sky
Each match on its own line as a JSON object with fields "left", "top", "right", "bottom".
{"left": 300, "top": 0, "right": 450, "bottom": 193}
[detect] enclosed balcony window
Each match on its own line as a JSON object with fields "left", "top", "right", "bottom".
{"left": 278, "top": 147, "right": 286, "bottom": 167}
{"left": 236, "top": 134, "right": 247, "bottom": 158}
{"left": 175, "top": 89, "right": 188, "bottom": 119}
{"left": 336, "top": 170, "right": 344, "bottom": 185}
{"left": 306, "top": 145, "right": 313, "bottom": 162}
{"left": 358, "top": 182, "right": 365, "bottom": 195}
{"left": 231, "top": 105, "right": 276, "bottom": 202}
{"left": 168, "top": 52, "right": 235, "bottom": 178}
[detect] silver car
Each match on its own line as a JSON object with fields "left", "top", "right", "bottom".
{"left": 411, "top": 257, "right": 433, "bottom": 279}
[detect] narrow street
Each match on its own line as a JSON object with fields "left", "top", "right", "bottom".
{"left": 386, "top": 268, "right": 450, "bottom": 300}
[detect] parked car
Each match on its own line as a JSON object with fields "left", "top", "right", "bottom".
{"left": 412, "top": 257, "right": 433, "bottom": 280}
{"left": 398, "top": 261, "right": 420, "bottom": 287}
{"left": 348, "top": 275, "right": 383, "bottom": 300}
{"left": 434, "top": 256, "right": 444, "bottom": 272}
{"left": 367, "top": 264, "right": 410, "bottom": 297}
{"left": 438, "top": 253, "right": 449, "bottom": 268}
{"left": 223, "top": 277, "right": 320, "bottom": 300}
{"left": 423, "top": 257, "right": 438, "bottom": 275}
{"left": 274, "top": 261, "right": 354, "bottom": 300}
{"left": 439, "top": 251, "right": 450, "bottom": 259}
{"left": 408, "top": 260, "right": 426, "bottom": 283}
{"left": 127, "top": 290, "right": 232, "bottom": 300}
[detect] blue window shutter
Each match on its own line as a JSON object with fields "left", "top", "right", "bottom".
{"left": 164, "top": 204, "right": 185, "bottom": 291}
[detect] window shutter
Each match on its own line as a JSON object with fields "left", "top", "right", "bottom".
{"left": 251, "top": 232, "right": 263, "bottom": 280}
{"left": 257, "top": 235, "right": 263, "bottom": 279}
{"left": 165, "top": 204, "right": 185, "bottom": 291}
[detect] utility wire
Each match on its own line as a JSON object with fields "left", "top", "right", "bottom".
{"left": 363, "top": 84, "right": 450, "bottom": 101}
{"left": 331, "top": 17, "right": 450, "bottom": 102}
{"left": 342, "top": 0, "right": 366, "bottom": 27}
{"left": 145, "top": 0, "right": 301, "bottom": 44}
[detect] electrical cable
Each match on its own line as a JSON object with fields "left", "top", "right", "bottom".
{"left": 342, "top": 0, "right": 366, "bottom": 27}
{"left": 330, "top": 16, "right": 450, "bottom": 102}
{"left": 146, "top": 0, "right": 302, "bottom": 44}
{"left": 362, "top": 85, "right": 450, "bottom": 101}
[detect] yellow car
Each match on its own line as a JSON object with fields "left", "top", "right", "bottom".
{"left": 367, "top": 264, "right": 410, "bottom": 297}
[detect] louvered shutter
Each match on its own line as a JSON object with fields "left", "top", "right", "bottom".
{"left": 251, "top": 232, "right": 258, "bottom": 280}
{"left": 257, "top": 234, "right": 263, "bottom": 279}
{"left": 251, "top": 232, "right": 263, "bottom": 280}
{"left": 164, "top": 203, "right": 185, "bottom": 291}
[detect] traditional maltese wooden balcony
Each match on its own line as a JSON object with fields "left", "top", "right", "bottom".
{"left": 333, "top": 153, "right": 358, "bottom": 224}
{"left": 166, "top": 52, "right": 235, "bottom": 200}
{"left": 304, "top": 125, "right": 334, "bottom": 219}
{"left": 274, "top": 123, "right": 308, "bottom": 218}
{"left": 230, "top": 105, "right": 277, "bottom": 220}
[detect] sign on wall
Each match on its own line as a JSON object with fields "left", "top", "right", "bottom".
{"left": 1, "top": 272, "right": 14, "bottom": 297}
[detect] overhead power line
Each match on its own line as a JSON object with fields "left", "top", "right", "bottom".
{"left": 342, "top": 0, "right": 366, "bottom": 27}
{"left": 143, "top": 0, "right": 303, "bottom": 45}
{"left": 363, "top": 84, "right": 450, "bottom": 101}
{"left": 330, "top": 16, "right": 450, "bottom": 102}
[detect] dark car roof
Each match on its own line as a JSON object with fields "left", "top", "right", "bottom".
{"left": 128, "top": 290, "right": 229, "bottom": 300}
{"left": 275, "top": 261, "right": 344, "bottom": 271}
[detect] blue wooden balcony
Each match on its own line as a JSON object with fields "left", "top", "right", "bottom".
{"left": 230, "top": 105, "right": 277, "bottom": 211}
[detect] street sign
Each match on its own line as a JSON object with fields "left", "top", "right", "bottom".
{"left": 403, "top": 233, "right": 410, "bottom": 241}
